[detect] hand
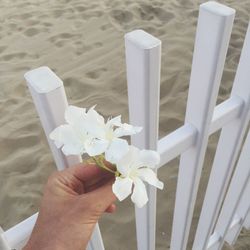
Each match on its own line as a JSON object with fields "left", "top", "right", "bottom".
{"left": 23, "top": 164, "right": 116, "bottom": 250}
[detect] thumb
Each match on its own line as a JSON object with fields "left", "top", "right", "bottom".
{"left": 83, "top": 179, "right": 117, "bottom": 214}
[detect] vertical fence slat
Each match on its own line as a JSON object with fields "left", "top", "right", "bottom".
{"left": 213, "top": 127, "right": 250, "bottom": 248}
{"left": 193, "top": 23, "right": 250, "bottom": 250}
{"left": 170, "top": 2, "right": 235, "bottom": 250}
{"left": 125, "top": 30, "right": 161, "bottom": 250}
{"left": 25, "top": 66, "right": 82, "bottom": 170}
{"left": 25, "top": 66, "right": 104, "bottom": 250}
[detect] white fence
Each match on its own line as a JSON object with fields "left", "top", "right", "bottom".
{"left": 1, "top": 1, "right": 250, "bottom": 250}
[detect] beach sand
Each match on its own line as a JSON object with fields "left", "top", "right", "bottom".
{"left": 0, "top": 0, "right": 250, "bottom": 249}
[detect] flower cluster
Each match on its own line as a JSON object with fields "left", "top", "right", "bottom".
{"left": 49, "top": 105, "right": 164, "bottom": 208}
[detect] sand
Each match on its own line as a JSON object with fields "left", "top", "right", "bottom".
{"left": 0, "top": 0, "right": 250, "bottom": 249}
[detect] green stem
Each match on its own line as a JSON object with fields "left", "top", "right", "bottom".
{"left": 92, "top": 156, "right": 116, "bottom": 174}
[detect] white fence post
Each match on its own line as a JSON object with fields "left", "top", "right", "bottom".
{"left": 7, "top": 66, "right": 104, "bottom": 250}
{"left": 194, "top": 22, "right": 250, "bottom": 250}
{"left": 170, "top": 2, "right": 235, "bottom": 250}
{"left": 25, "top": 66, "right": 82, "bottom": 170}
{"left": 125, "top": 29, "right": 161, "bottom": 250}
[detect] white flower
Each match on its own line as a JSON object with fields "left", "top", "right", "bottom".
{"left": 49, "top": 105, "right": 90, "bottom": 155}
{"left": 49, "top": 105, "right": 142, "bottom": 158}
{"left": 82, "top": 106, "right": 142, "bottom": 157}
{"left": 107, "top": 145, "right": 164, "bottom": 208}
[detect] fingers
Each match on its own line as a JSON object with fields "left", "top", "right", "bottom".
{"left": 84, "top": 175, "right": 114, "bottom": 193}
{"left": 62, "top": 164, "right": 117, "bottom": 214}
{"left": 83, "top": 179, "right": 117, "bottom": 213}
{"left": 46, "top": 164, "right": 115, "bottom": 196}
{"left": 64, "top": 164, "right": 113, "bottom": 183}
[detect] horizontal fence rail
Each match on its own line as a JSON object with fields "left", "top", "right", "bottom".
{"left": 158, "top": 96, "right": 243, "bottom": 168}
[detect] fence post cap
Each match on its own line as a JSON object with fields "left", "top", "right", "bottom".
{"left": 24, "top": 66, "right": 63, "bottom": 94}
{"left": 125, "top": 29, "right": 161, "bottom": 50}
{"left": 200, "top": 1, "right": 235, "bottom": 16}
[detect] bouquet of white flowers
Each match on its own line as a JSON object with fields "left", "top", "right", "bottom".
{"left": 49, "top": 105, "right": 164, "bottom": 208}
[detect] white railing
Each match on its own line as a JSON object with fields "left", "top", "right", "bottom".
{"left": 1, "top": 1, "right": 250, "bottom": 250}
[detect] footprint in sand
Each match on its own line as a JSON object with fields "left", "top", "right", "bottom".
{"left": 100, "top": 24, "right": 110, "bottom": 31}
{"left": 64, "top": 77, "right": 81, "bottom": 87}
{"left": 55, "top": 41, "right": 66, "bottom": 48}
{"left": 80, "top": 10, "right": 103, "bottom": 20}
{"left": 49, "top": 33, "right": 75, "bottom": 42}
{"left": 75, "top": 5, "right": 87, "bottom": 12}
{"left": 49, "top": 33, "right": 80, "bottom": 47}
{"left": 63, "top": 77, "right": 96, "bottom": 99}
{"left": 86, "top": 68, "right": 107, "bottom": 79}
{"left": 0, "top": 46, "right": 7, "bottom": 54}
{"left": 18, "top": 13, "right": 33, "bottom": 20}
{"left": 2, "top": 52, "right": 27, "bottom": 61}
{"left": 136, "top": 4, "right": 155, "bottom": 21}
{"left": 142, "top": 26, "right": 157, "bottom": 35}
{"left": 24, "top": 28, "right": 40, "bottom": 37}
{"left": 109, "top": 9, "right": 133, "bottom": 25}
{"left": 137, "top": 3, "right": 175, "bottom": 22}
{"left": 153, "top": 7, "right": 175, "bottom": 22}
{"left": 94, "top": 42, "right": 103, "bottom": 48}
{"left": 43, "top": 22, "right": 53, "bottom": 27}
{"left": 52, "top": 9, "right": 63, "bottom": 18}
{"left": 25, "top": 20, "right": 40, "bottom": 26}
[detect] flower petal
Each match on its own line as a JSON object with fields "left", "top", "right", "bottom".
{"left": 50, "top": 125, "right": 85, "bottom": 155}
{"left": 106, "top": 115, "right": 122, "bottom": 127}
{"left": 114, "top": 123, "right": 142, "bottom": 137}
{"left": 49, "top": 126, "right": 64, "bottom": 148}
{"left": 83, "top": 107, "right": 106, "bottom": 138}
{"left": 138, "top": 150, "right": 160, "bottom": 168}
{"left": 61, "top": 143, "right": 85, "bottom": 156}
{"left": 86, "top": 106, "right": 105, "bottom": 124}
{"left": 65, "top": 105, "right": 86, "bottom": 125}
{"left": 112, "top": 177, "right": 133, "bottom": 201}
{"left": 84, "top": 138, "right": 109, "bottom": 156}
{"left": 49, "top": 125, "right": 74, "bottom": 145}
{"left": 105, "top": 138, "right": 129, "bottom": 164}
{"left": 137, "top": 168, "right": 164, "bottom": 190}
{"left": 115, "top": 145, "right": 140, "bottom": 176}
{"left": 131, "top": 177, "right": 148, "bottom": 208}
